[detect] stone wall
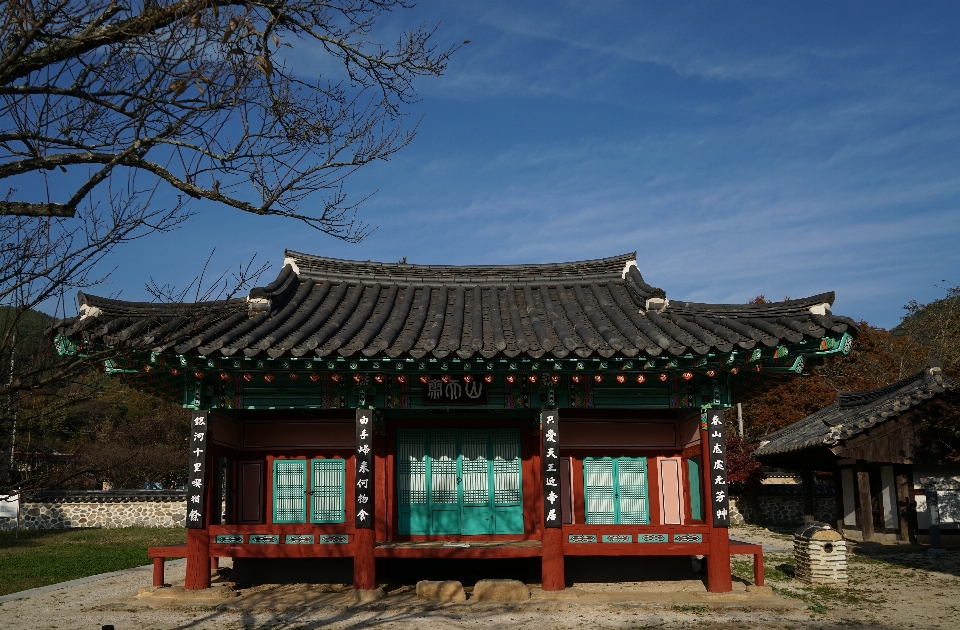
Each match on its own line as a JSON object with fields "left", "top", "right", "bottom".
{"left": 0, "top": 490, "right": 186, "bottom": 531}
{"left": 1, "top": 487, "right": 835, "bottom": 531}
{"left": 730, "top": 486, "right": 836, "bottom": 527}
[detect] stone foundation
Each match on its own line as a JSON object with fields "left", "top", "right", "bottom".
{"left": 0, "top": 490, "right": 186, "bottom": 531}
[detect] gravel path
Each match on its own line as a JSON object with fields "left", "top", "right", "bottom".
{"left": 1, "top": 528, "right": 957, "bottom": 629}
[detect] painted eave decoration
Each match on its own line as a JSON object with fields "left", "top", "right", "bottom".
{"left": 50, "top": 251, "right": 859, "bottom": 410}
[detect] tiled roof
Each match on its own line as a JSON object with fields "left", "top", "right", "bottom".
{"left": 53, "top": 251, "right": 858, "bottom": 361}
{"left": 753, "top": 366, "right": 956, "bottom": 460}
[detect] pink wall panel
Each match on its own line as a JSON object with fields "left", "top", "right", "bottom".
{"left": 659, "top": 458, "right": 684, "bottom": 525}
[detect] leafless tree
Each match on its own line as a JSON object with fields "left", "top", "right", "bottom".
{"left": 0, "top": 0, "right": 459, "bottom": 489}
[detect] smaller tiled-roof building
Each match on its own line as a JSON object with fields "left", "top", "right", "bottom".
{"left": 754, "top": 366, "right": 959, "bottom": 544}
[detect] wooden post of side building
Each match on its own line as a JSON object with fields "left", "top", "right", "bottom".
{"left": 856, "top": 465, "right": 875, "bottom": 542}
{"left": 701, "top": 422, "right": 732, "bottom": 593}
{"left": 895, "top": 470, "right": 914, "bottom": 543}
{"left": 801, "top": 469, "right": 815, "bottom": 525}
{"left": 833, "top": 468, "right": 845, "bottom": 531}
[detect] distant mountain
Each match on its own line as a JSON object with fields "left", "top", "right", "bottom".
{"left": 0, "top": 306, "right": 56, "bottom": 368}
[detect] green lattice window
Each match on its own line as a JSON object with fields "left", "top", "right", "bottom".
{"left": 310, "top": 459, "right": 345, "bottom": 523}
{"left": 584, "top": 457, "right": 650, "bottom": 525}
{"left": 687, "top": 457, "right": 702, "bottom": 521}
{"left": 272, "top": 458, "right": 345, "bottom": 524}
{"left": 273, "top": 459, "right": 307, "bottom": 523}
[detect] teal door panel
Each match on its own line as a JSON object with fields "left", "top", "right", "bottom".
{"left": 461, "top": 429, "right": 495, "bottom": 534}
{"left": 494, "top": 506, "right": 524, "bottom": 534}
{"left": 397, "top": 430, "right": 428, "bottom": 535}
{"left": 397, "top": 428, "right": 523, "bottom": 535}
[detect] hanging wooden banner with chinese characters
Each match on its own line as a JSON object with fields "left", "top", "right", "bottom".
{"left": 705, "top": 409, "right": 730, "bottom": 528}
{"left": 422, "top": 376, "right": 487, "bottom": 405}
{"left": 355, "top": 408, "right": 374, "bottom": 529}
{"left": 541, "top": 408, "right": 561, "bottom": 528}
{"left": 186, "top": 410, "right": 208, "bottom": 529}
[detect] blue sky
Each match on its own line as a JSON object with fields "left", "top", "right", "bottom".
{"left": 97, "top": 1, "right": 960, "bottom": 328}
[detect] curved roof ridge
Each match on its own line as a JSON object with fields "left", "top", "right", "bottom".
{"left": 837, "top": 366, "right": 951, "bottom": 409}
{"left": 284, "top": 250, "right": 637, "bottom": 285}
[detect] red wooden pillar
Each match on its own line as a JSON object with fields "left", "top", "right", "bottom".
{"left": 540, "top": 408, "right": 565, "bottom": 590}
{"left": 700, "top": 419, "right": 732, "bottom": 593}
{"left": 542, "top": 528, "right": 565, "bottom": 590}
{"left": 353, "top": 408, "right": 377, "bottom": 590}
{"left": 185, "top": 411, "right": 212, "bottom": 590}
{"left": 152, "top": 557, "right": 165, "bottom": 587}
{"left": 353, "top": 528, "right": 377, "bottom": 589}
{"left": 185, "top": 528, "right": 211, "bottom": 590}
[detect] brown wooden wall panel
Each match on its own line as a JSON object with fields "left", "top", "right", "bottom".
{"left": 243, "top": 422, "right": 355, "bottom": 448}
{"left": 239, "top": 461, "right": 263, "bottom": 524}
{"left": 679, "top": 417, "right": 701, "bottom": 446}
{"left": 560, "top": 421, "right": 676, "bottom": 448}
{"left": 209, "top": 415, "right": 241, "bottom": 447}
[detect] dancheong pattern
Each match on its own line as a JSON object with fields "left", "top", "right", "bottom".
{"left": 638, "top": 533, "right": 669, "bottom": 543}
{"left": 318, "top": 534, "right": 349, "bottom": 544}
{"left": 285, "top": 535, "right": 314, "bottom": 544}
{"left": 672, "top": 534, "right": 703, "bottom": 543}
{"left": 249, "top": 534, "right": 280, "bottom": 544}
{"left": 568, "top": 534, "right": 597, "bottom": 543}
{"left": 214, "top": 534, "right": 243, "bottom": 544}
{"left": 602, "top": 534, "right": 633, "bottom": 543}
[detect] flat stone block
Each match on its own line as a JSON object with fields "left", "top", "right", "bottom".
{"left": 347, "top": 587, "right": 386, "bottom": 605}
{"left": 746, "top": 585, "right": 774, "bottom": 596}
{"left": 471, "top": 579, "right": 531, "bottom": 602}
{"left": 416, "top": 580, "right": 466, "bottom": 602}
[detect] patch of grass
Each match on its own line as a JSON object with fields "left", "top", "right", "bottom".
{"left": 670, "top": 604, "right": 708, "bottom": 613}
{"left": 0, "top": 527, "right": 186, "bottom": 596}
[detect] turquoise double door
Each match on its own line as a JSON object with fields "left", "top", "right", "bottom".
{"left": 397, "top": 428, "right": 524, "bottom": 535}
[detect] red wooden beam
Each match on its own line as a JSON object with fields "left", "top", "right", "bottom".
{"left": 562, "top": 542, "right": 709, "bottom": 556}
{"left": 208, "top": 544, "right": 356, "bottom": 558}
{"left": 373, "top": 545, "right": 544, "bottom": 559}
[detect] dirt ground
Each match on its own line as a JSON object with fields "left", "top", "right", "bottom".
{"left": 1, "top": 526, "right": 958, "bottom": 629}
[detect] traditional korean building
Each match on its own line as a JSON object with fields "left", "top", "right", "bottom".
{"left": 754, "top": 365, "right": 959, "bottom": 545}
{"left": 52, "top": 251, "right": 858, "bottom": 592}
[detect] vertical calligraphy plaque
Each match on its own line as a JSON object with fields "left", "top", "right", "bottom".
{"left": 186, "top": 410, "right": 209, "bottom": 529}
{"left": 541, "top": 408, "right": 561, "bottom": 528}
{"left": 705, "top": 409, "right": 730, "bottom": 528}
{"left": 355, "top": 408, "right": 374, "bottom": 529}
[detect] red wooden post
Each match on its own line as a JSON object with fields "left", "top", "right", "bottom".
{"left": 185, "top": 412, "right": 213, "bottom": 591}
{"left": 353, "top": 527, "right": 376, "bottom": 589}
{"left": 753, "top": 551, "right": 764, "bottom": 586}
{"left": 185, "top": 528, "right": 211, "bottom": 590}
{"left": 152, "top": 557, "right": 165, "bottom": 587}
{"left": 701, "top": 421, "right": 732, "bottom": 593}
{"left": 541, "top": 527, "right": 565, "bottom": 590}
{"left": 211, "top": 556, "right": 219, "bottom": 572}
